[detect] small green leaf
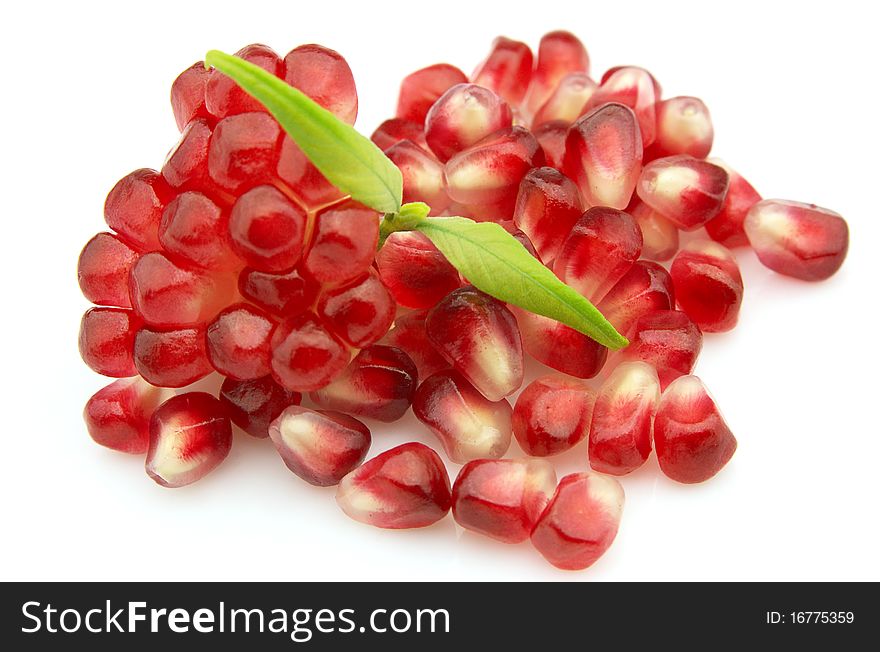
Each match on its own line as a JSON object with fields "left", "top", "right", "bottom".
{"left": 205, "top": 50, "right": 402, "bottom": 214}
{"left": 416, "top": 217, "right": 629, "bottom": 350}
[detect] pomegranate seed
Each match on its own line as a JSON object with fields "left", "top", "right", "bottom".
{"left": 104, "top": 169, "right": 171, "bottom": 252}
{"left": 170, "top": 61, "right": 210, "bottom": 131}
{"left": 336, "top": 442, "right": 452, "bottom": 530}
{"left": 276, "top": 136, "right": 344, "bottom": 210}
{"left": 414, "top": 370, "right": 512, "bottom": 464}
{"left": 270, "top": 312, "right": 349, "bottom": 392}
{"left": 629, "top": 199, "right": 680, "bottom": 261}
{"left": 671, "top": 240, "right": 744, "bottom": 332}
{"left": 621, "top": 310, "right": 703, "bottom": 389}
{"left": 206, "top": 303, "right": 275, "bottom": 380}
{"left": 159, "top": 191, "right": 241, "bottom": 271}
{"left": 133, "top": 326, "right": 212, "bottom": 388}
{"left": 238, "top": 267, "right": 317, "bottom": 318}
{"left": 513, "top": 375, "right": 596, "bottom": 457}
{"left": 269, "top": 406, "right": 371, "bottom": 486}
{"left": 589, "top": 361, "right": 660, "bottom": 475}
{"left": 206, "top": 44, "right": 282, "bottom": 118}
{"left": 646, "top": 96, "right": 714, "bottom": 161}
{"left": 397, "top": 63, "right": 468, "bottom": 124}
{"left": 636, "top": 155, "right": 729, "bottom": 230}
{"left": 317, "top": 270, "right": 396, "bottom": 348}
{"left": 524, "top": 31, "right": 590, "bottom": 118}
{"left": 532, "top": 120, "right": 568, "bottom": 169}
{"left": 532, "top": 73, "right": 597, "bottom": 128}
{"left": 472, "top": 36, "right": 533, "bottom": 106}
{"left": 597, "top": 260, "right": 676, "bottom": 335}
{"left": 512, "top": 167, "right": 584, "bottom": 262}
{"left": 229, "top": 185, "right": 306, "bottom": 273}
{"left": 514, "top": 308, "right": 608, "bottom": 379}
{"left": 530, "top": 472, "right": 624, "bottom": 571}
{"left": 77, "top": 232, "right": 140, "bottom": 308}
{"left": 600, "top": 66, "right": 663, "bottom": 97}
{"left": 744, "top": 199, "right": 849, "bottom": 281}
{"left": 563, "top": 103, "right": 643, "bottom": 210}
{"left": 704, "top": 160, "right": 762, "bottom": 247}
{"left": 303, "top": 201, "right": 380, "bottom": 287}
{"left": 283, "top": 44, "right": 358, "bottom": 125}
{"left": 311, "top": 345, "right": 418, "bottom": 422}
{"left": 376, "top": 231, "right": 460, "bottom": 309}
{"left": 380, "top": 310, "right": 450, "bottom": 379}
{"left": 162, "top": 119, "right": 220, "bottom": 196}
{"left": 452, "top": 458, "right": 556, "bottom": 543}
{"left": 370, "top": 118, "right": 427, "bottom": 151}
{"left": 84, "top": 377, "right": 173, "bottom": 454}
{"left": 654, "top": 375, "right": 737, "bottom": 483}
{"left": 208, "top": 112, "right": 281, "bottom": 193}
{"left": 586, "top": 66, "right": 659, "bottom": 146}
{"left": 146, "top": 392, "right": 233, "bottom": 488}
{"left": 554, "top": 206, "right": 643, "bottom": 303}
{"left": 219, "top": 375, "right": 301, "bottom": 438}
{"left": 79, "top": 307, "right": 141, "bottom": 377}
{"left": 426, "top": 287, "right": 523, "bottom": 401}
{"left": 424, "top": 83, "right": 513, "bottom": 162}
{"left": 384, "top": 140, "right": 450, "bottom": 212}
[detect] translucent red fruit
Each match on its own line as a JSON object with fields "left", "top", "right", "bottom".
{"left": 270, "top": 313, "right": 349, "bottom": 392}
{"left": 744, "top": 200, "right": 849, "bottom": 281}
{"left": 380, "top": 310, "right": 450, "bottom": 379}
{"left": 276, "top": 136, "right": 344, "bottom": 210}
{"left": 84, "top": 377, "right": 172, "bottom": 454}
{"left": 284, "top": 44, "right": 358, "bottom": 125}
{"left": 79, "top": 307, "right": 140, "bottom": 377}
{"left": 229, "top": 185, "right": 306, "bottom": 272}
{"left": 336, "top": 442, "right": 452, "bottom": 529}
{"left": 159, "top": 192, "right": 240, "bottom": 271}
{"left": 671, "top": 240, "right": 744, "bottom": 332}
{"left": 645, "top": 97, "right": 714, "bottom": 161}
{"left": 452, "top": 458, "right": 556, "bottom": 544}
{"left": 208, "top": 112, "right": 281, "bottom": 193}
{"left": 532, "top": 120, "right": 568, "bottom": 169}
{"left": 512, "top": 167, "right": 584, "bottom": 262}
{"left": 514, "top": 309, "right": 608, "bottom": 379}
{"left": 170, "top": 61, "right": 210, "bottom": 131}
{"left": 636, "top": 155, "right": 730, "bottom": 230}
{"left": 376, "top": 232, "right": 460, "bottom": 309}
{"left": 597, "top": 261, "right": 676, "bottom": 335}
{"left": 370, "top": 118, "right": 427, "bottom": 151}
{"left": 424, "top": 83, "right": 513, "bottom": 162}
{"left": 587, "top": 66, "right": 659, "bottom": 146}
{"left": 206, "top": 304, "right": 275, "bottom": 380}
{"left": 303, "top": 201, "right": 380, "bottom": 287}
{"left": 629, "top": 199, "right": 679, "bottom": 261}
{"left": 471, "top": 36, "right": 533, "bottom": 106}
{"left": 589, "top": 361, "right": 660, "bottom": 475}
{"left": 530, "top": 473, "right": 625, "bottom": 571}
{"left": 238, "top": 267, "right": 318, "bottom": 318}
{"left": 206, "top": 44, "right": 282, "bottom": 118}
{"left": 396, "top": 63, "right": 468, "bottom": 124}
{"left": 146, "top": 392, "right": 233, "bottom": 488}
{"left": 317, "top": 271, "right": 396, "bottom": 348}
{"left": 383, "top": 140, "right": 450, "bottom": 212}
{"left": 161, "top": 119, "right": 217, "bottom": 195}
{"left": 704, "top": 160, "right": 761, "bottom": 247}
{"left": 525, "top": 30, "right": 591, "bottom": 118}
{"left": 414, "top": 370, "right": 513, "bottom": 464}
{"left": 311, "top": 345, "right": 418, "bottom": 422}
{"left": 563, "top": 102, "right": 643, "bottom": 210}
{"left": 554, "top": 206, "right": 643, "bottom": 303}
{"left": 219, "top": 375, "right": 301, "bottom": 438}
{"left": 269, "top": 406, "right": 370, "bottom": 487}
{"left": 532, "top": 73, "right": 597, "bottom": 128}
{"left": 426, "top": 287, "right": 524, "bottom": 401}
{"left": 104, "top": 169, "right": 172, "bottom": 251}
{"left": 513, "top": 375, "right": 596, "bottom": 457}
{"left": 621, "top": 310, "right": 703, "bottom": 389}
{"left": 133, "top": 327, "right": 212, "bottom": 388}
{"left": 654, "top": 375, "right": 737, "bottom": 484}
{"left": 77, "top": 232, "right": 140, "bottom": 308}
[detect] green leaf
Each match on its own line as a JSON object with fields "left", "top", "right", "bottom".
{"left": 416, "top": 217, "right": 629, "bottom": 350}
{"left": 205, "top": 50, "right": 402, "bottom": 214}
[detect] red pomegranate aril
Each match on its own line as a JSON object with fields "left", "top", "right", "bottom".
{"left": 208, "top": 112, "right": 281, "bottom": 193}
{"left": 384, "top": 140, "right": 450, "bottom": 212}
{"left": 206, "top": 303, "right": 275, "bottom": 380}
{"left": 589, "top": 361, "right": 660, "bottom": 475}
{"left": 104, "top": 169, "right": 172, "bottom": 252}
{"left": 303, "top": 201, "right": 380, "bottom": 287}
{"left": 414, "top": 370, "right": 512, "bottom": 464}
{"left": 146, "top": 392, "right": 233, "bottom": 488}
{"left": 219, "top": 375, "right": 301, "bottom": 438}
{"left": 311, "top": 345, "right": 418, "bottom": 422}
{"left": 472, "top": 36, "right": 533, "bottom": 106}
{"left": 424, "top": 83, "right": 513, "bottom": 162}
{"left": 513, "top": 375, "right": 596, "bottom": 457}
{"left": 646, "top": 97, "right": 714, "bottom": 161}
{"left": 237, "top": 267, "right": 316, "bottom": 318}
{"left": 512, "top": 167, "right": 584, "bottom": 263}
{"left": 84, "top": 377, "right": 173, "bottom": 454}
{"left": 597, "top": 260, "right": 676, "bottom": 335}
{"left": 276, "top": 136, "right": 344, "bottom": 210}
{"left": 654, "top": 375, "right": 737, "bottom": 483}
{"left": 371, "top": 118, "right": 428, "bottom": 151}
{"left": 159, "top": 191, "right": 240, "bottom": 271}
{"left": 77, "top": 232, "right": 140, "bottom": 308}
{"left": 586, "top": 66, "right": 660, "bottom": 146}
{"left": 532, "top": 120, "right": 568, "bottom": 169}
{"left": 206, "top": 44, "right": 282, "bottom": 118}
{"left": 532, "top": 72, "right": 597, "bottom": 128}
{"left": 380, "top": 310, "right": 450, "bottom": 379}
{"left": 317, "top": 270, "right": 395, "bottom": 348}
{"left": 284, "top": 44, "right": 358, "bottom": 125}
{"left": 704, "top": 160, "right": 761, "bottom": 247}
{"left": 269, "top": 406, "right": 370, "bottom": 487}
{"left": 524, "top": 30, "right": 590, "bottom": 118}
{"left": 452, "top": 458, "right": 556, "bottom": 544}
{"left": 162, "top": 119, "right": 220, "bottom": 197}
{"left": 376, "top": 231, "right": 460, "bottom": 309}
{"left": 530, "top": 472, "right": 624, "bottom": 571}
{"left": 621, "top": 310, "right": 703, "bottom": 389}
{"left": 79, "top": 307, "right": 141, "bottom": 377}
{"left": 601, "top": 66, "right": 663, "bottom": 97}
{"left": 133, "top": 326, "right": 212, "bottom": 388}
{"left": 744, "top": 199, "right": 849, "bottom": 281}
{"left": 630, "top": 199, "right": 680, "bottom": 261}
{"left": 514, "top": 308, "right": 608, "bottom": 379}
{"left": 397, "top": 63, "right": 468, "bottom": 124}
{"left": 671, "top": 240, "right": 744, "bottom": 332}
{"left": 229, "top": 185, "right": 306, "bottom": 273}
{"left": 170, "top": 61, "right": 210, "bottom": 131}
{"left": 636, "top": 155, "right": 729, "bottom": 230}
{"left": 270, "top": 312, "right": 349, "bottom": 392}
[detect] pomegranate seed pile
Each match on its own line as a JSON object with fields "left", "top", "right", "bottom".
{"left": 78, "top": 33, "right": 849, "bottom": 571}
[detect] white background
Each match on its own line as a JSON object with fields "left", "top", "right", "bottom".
{"left": 2, "top": 0, "right": 878, "bottom": 581}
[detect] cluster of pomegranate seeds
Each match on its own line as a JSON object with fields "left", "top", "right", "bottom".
{"left": 80, "top": 31, "right": 849, "bottom": 571}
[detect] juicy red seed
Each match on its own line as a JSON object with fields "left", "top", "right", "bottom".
{"left": 704, "top": 160, "right": 761, "bottom": 247}
{"left": 162, "top": 119, "right": 219, "bottom": 196}
{"left": 586, "top": 66, "right": 660, "bottom": 146}
{"left": 397, "top": 63, "right": 468, "bottom": 124}
{"left": 413, "top": 370, "right": 512, "bottom": 464}
{"left": 376, "top": 231, "right": 460, "bottom": 310}
{"left": 654, "top": 375, "right": 737, "bottom": 483}
{"left": 317, "top": 270, "right": 396, "bottom": 348}
{"left": 514, "top": 308, "right": 608, "bottom": 379}
{"left": 671, "top": 240, "right": 744, "bottom": 332}
{"left": 530, "top": 472, "right": 625, "bottom": 571}
{"left": 336, "top": 442, "right": 452, "bottom": 529}
{"left": 424, "top": 83, "right": 513, "bottom": 162}
{"left": 371, "top": 118, "right": 427, "bottom": 151}
{"left": 621, "top": 310, "right": 703, "bottom": 389}
{"left": 269, "top": 312, "right": 349, "bottom": 392}
{"left": 283, "top": 44, "right": 358, "bottom": 124}
{"left": 269, "top": 406, "right": 371, "bottom": 487}
{"left": 452, "top": 458, "right": 556, "bottom": 544}
{"left": 532, "top": 72, "right": 597, "bottom": 128}
{"left": 79, "top": 307, "right": 141, "bottom": 377}
{"left": 84, "top": 377, "right": 172, "bottom": 454}
{"left": 208, "top": 112, "right": 281, "bottom": 193}
{"left": 629, "top": 199, "right": 680, "bottom": 261}
{"left": 380, "top": 310, "right": 450, "bottom": 379}
{"left": 104, "top": 169, "right": 172, "bottom": 251}
{"left": 744, "top": 199, "right": 849, "bottom": 281}
{"left": 133, "top": 326, "right": 212, "bottom": 388}
{"left": 77, "top": 232, "right": 140, "bottom": 308}
{"left": 600, "top": 66, "right": 663, "bottom": 97}
{"left": 636, "top": 155, "right": 730, "bottom": 230}
{"left": 513, "top": 375, "right": 596, "bottom": 457}
{"left": 276, "top": 136, "right": 344, "bottom": 210}
{"left": 219, "top": 375, "right": 301, "bottom": 438}
{"left": 238, "top": 267, "right": 317, "bottom": 318}
{"left": 384, "top": 140, "right": 450, "bottom": 212}
{"left": 205, "top": 44, "right": 282, "bottom": 118}
{"left": 159, "top": 191, "right": 240, "bottom": 271}
{"left": 311, "top": 345, "right": 418, "bottom": 422}
{"left": 524, "top": 30, "right": 590, "bottom": 118}
{"left": 589, "top": 361, "right": 660, "bottom": 475}
{"left": 146, "top": 392, "right": 233, "bottom": 488}
{"left": 471, "top": 36, "right": 533, "bottom": 106}
{"left": 532, "top": 120, "right": 568, "bottom": 169}
{"left": 170, "top": 61, "right": 211, "bottom": 131}
{"left": 645, "top": 97, "right": 714, "bottom": 161}
{"left": 597, "top": 260, "right": 676, "bottom": 335}
{"left": 303, "top": 201, "right": 379, "bottom": 287}
{"left": 513, "top": 166, "right": 585, "bottom": 262}
{"left": 206, "top": 303, "right": 275, "bottom": 380}
{"left": 229, "top": 185, "right": 306, "bottom": 272}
